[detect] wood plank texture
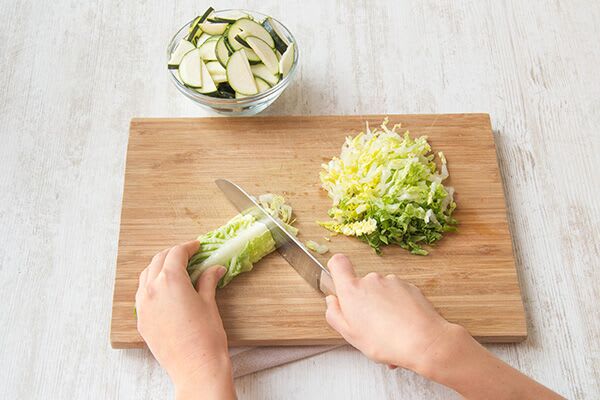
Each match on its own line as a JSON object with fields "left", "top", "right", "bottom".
{"left": 111, "top": 114, "right": 527, "bottom": 348}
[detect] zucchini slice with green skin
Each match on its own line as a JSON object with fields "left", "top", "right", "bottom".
{"left": 195, "top": 33, "right": 215, "bottom": 48}
{"left": 237, "top": 43, "right": 261, "bottom": 63}
{"left": 214, "top": 10, "right": 250, "bottom": 21}
{"left": 232, "top": 35, "right": 262, "bottom": 63}
{"left": 254, "top": 76, "right": 271, "bottom": 93}
{"left": 250, "top": 63, "right": 280, "bottom": 86}
{"left": 245, "top": 36, "right": 279, "bottom": 75}
{"left": 210, "top": 73, "right": 228, "bottom": 83}
{"left": 224, "top": 36, "right": 236, "bottom": 53}
{"left": 195, "top": 60, "right": 218, "bottom": 94}
{"left": 187, "top": 16, "right": 201, "bottom": 41}
{"left": 173, "top": 70, "right": 184, "bottom": 84}
{"left": 207, "top": 16, "right": 237, "bottom": 23}
{"left": 168, "top": 39, "right": 195, "bottom": 69}
{"left": 215, "top": 36, "right": 231, "bottom": 67}
{"left": 206, "top": 61, "right": 226, "bottom": 75}
{"left": 179, "top": 48, "right": 203, "bottom": 88}
{"left": 187, "top": 7, "right": 214, "bottom": 43}
{"left": 279, "top": 42, "right": 295, "bottom": 77}
{"left": 198, "top": 39, "right": 218, "bottom": 61}
{"left": 262, "top": 17, "right": 289, "bottom": 54}
{"left": 234, "top": 35, "right": 251, "bottom": 48}
{"left": 199, "top": 21, "right": 229, "bottom": 35}
{"left": 226, "top": 50, "right": 258, "bottom": 95}
{"left": 228, "top": 18, "right": 274, "bottom": 51}
{"left": 216, "top": 82, "right": 236, "bottom": 98}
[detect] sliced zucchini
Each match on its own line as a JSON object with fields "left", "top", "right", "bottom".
{"left": 187, "top": 7, "right": 214, "bottom": 43}
{"left": 216, "top": 10, "right": 250, "bottom": 20}
{"left": 206, "top": 61, "right": 227, "bottom": 75}
{"left": 206, "top": 61, "right": 227, "bottom": 84}
{"left": 262, "top": 17, "right": 289, "bottom": 54}
{"left": 251, "top": 63, "right": 280, "bottom": 86}
{"left": 198, "top": 39, "right": 218, "bottom": 60}
{"left": 187, "top": 16, "right": 201, "bottom": 41}
{"left": 255, "top": 77, "right": 271, "bottom": 93}
{"left": 199, "top": 21, "right": 229, "bottom": 35}
{"left": 211, "top": 73, "right": 228, "bottom": 83}
{"left": 232, "top": 36, "right": 260, "bottom": 62}
{"left": 246, "top": 36, "right": 279, "bottom": 74}
{"left": 195, "top": 60, "right": 217, "bottom": 94}
{"left": 207, "top": 16, "right": 237, "bottom": 24}
{"left": 242, "top": 47, "right": 261, "bottom": 63}
{"left": 226, "top": 50, "right": 258, "bottom": 95}
{"left": 215, "top": 36, "right": 230, "bottom": 67}
{"left": 216, "top": 82, "right": 236, "bottom": 98}
{"left": 279, "top": 42, "right": 294, "bottom": 77}
{"left": 228, "top": 18, "right": 274, "bottom": 51}
{"left": 178, "top": 48, "right": 202, "bottom": 88}
{"left": 173, "top": 70, "right": 184, "bottom": 84}
{"left": 195, "top": 33, "right": 214, "bottom": 47}
{"left": 223, "top": 36, "right": 236, "bottom": 53}
{"left": 168, "top": 39, "right": 195, "bottom": 69}
{"left": 206, "top": 61, "right": 226, "bottom": 75}
{"left": 171, "top": 9, "right": 295, "bottom": 99}
{"left": 234, "top": 35, "right": 251, "bottom": 48}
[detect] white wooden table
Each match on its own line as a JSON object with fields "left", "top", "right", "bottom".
{"left": 1, "top": 0, "right": 598, "bottom": 398}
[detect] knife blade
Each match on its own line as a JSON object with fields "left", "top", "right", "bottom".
{"left": 215, "top": 179, "right": 335, "bottom": 295}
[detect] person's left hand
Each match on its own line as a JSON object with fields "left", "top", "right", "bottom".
{"left": 135, "top": 240, "right": 236, "bottom": 400}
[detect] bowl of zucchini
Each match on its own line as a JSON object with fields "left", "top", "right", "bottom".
{"left": 167, "top": 7, "right": 298, "bottom": 115}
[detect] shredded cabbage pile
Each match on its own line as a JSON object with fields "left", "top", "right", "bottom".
{"left": 319, "top": 119, "right": 457, "bottom": 255}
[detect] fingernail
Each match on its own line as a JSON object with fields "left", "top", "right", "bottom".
{"left": 217, "top": 266, "right": 227, "bottom": 278}
{"left": 325, "top": 295, "right": 334, "bottom": 305}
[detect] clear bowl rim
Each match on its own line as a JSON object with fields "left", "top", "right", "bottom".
{"left": 166, "top": 9, "right": 299, "bottom": 105}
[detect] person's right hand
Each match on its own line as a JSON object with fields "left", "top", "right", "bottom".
{"left": 325, "top": 254, "right": 564, "bottom": 399}
{"left": 324, "top": 253, "right": 455, "bottom": 372}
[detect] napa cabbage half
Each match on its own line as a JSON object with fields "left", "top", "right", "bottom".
{"left": 187, "top": 194, "right": 296, "bottom": 287}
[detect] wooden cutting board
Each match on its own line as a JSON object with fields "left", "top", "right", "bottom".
{"left": 110, "top": 114, "right": 527, "bottom": 348}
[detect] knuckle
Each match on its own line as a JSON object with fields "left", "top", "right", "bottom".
{"left": 151, "top": 248, "right": 168, "bottom": 262}
{"left": 160, "top": 267, "right": 177, "bottom": 281}
{"left": 145, "top": 283, "right": 156, "bottom": 299}
{"left": 171, "top": 244, "right": 185, "bottom": 254}
{"left": 365, "top": 272, "right": 381, "bottom": 280}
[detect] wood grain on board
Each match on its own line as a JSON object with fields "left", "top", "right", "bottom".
{"left": 110, "top": 114, "right": 527, "bottom": 348}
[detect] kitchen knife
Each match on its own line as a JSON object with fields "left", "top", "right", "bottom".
{"left": 215, "top": 179, "right": 336, "bottom": 296}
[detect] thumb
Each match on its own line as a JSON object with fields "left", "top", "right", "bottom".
{"left": 325, "top": 295, "right": 350, "bottom": 337}
{"left": 327, "top": 254, "right": 356, "bottom": 292}
{"left": 195, "top": 266, "right": 227, "bottom": 298}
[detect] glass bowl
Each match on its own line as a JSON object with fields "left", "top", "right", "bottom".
{"left": 166, "top": 9, "right": 299, "bottom": 115}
